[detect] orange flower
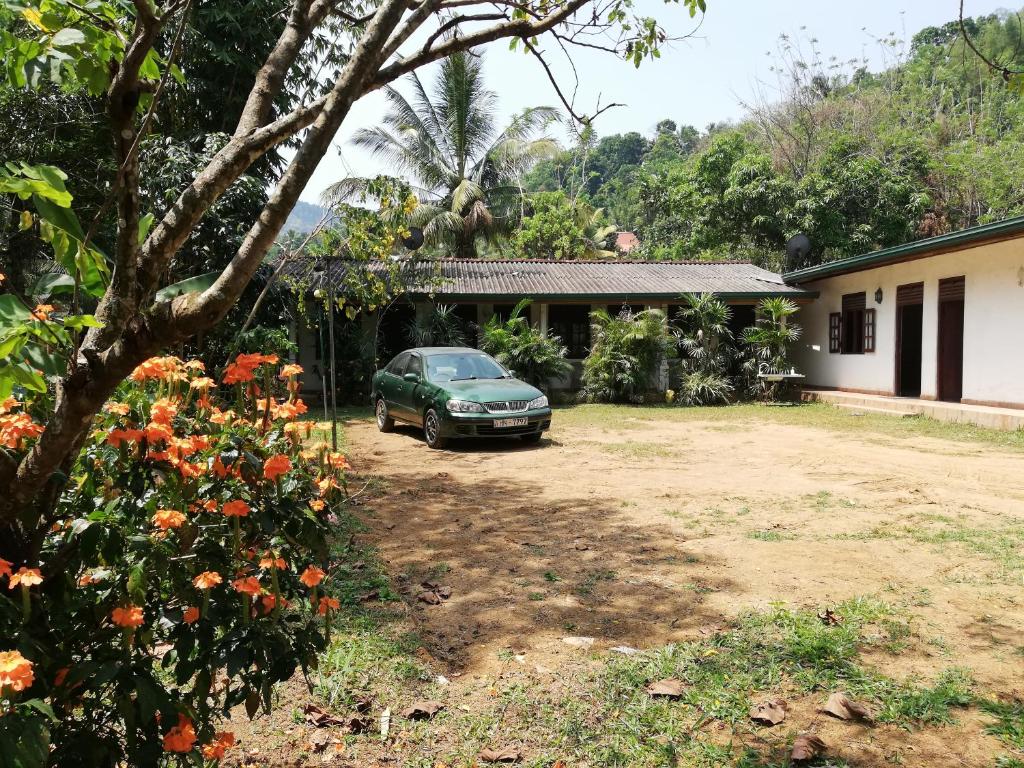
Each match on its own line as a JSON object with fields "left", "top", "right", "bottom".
{"left": 0, "top": 558, "right": 11, "bottom": 580}
{"left": 317, "top": 596, "right": 340, "bottom": 616}
{"left": 326, "top": 452, "right": 350, "bottom": 471}
{"left": 309, "top": 500, "right": 325, "bottom": 512}
{"left": 144, "top": 421, "right": 174, "bottom": 444}
{"left": 106, "top": 427, "right": 144, "bottom": 447}
{"left": 131, "top": 356, "right": 183, "bottom": 383}
{"left": 104, "top": 401, "right": 131, "bottom": 416}
{"left": 193, "top": 571, "right": 222, "bottom": 589}
{"left": 0, "top": 650, "right": 34, "bottom": 694}
{"left": 31, "top": 304, "right": 55, "bottom": 321}
{"left": 201, "top": 731, "right": 235, "bottom": 760}
{"left": 152, "top": 509, "right": 186, "bottom": 530}
{"left": 222, "top": 500, "right": 250, "bottom": 518}
{"left": 300, "top": 565, "right": 326, "bottom": 588}
{"left": 182, "top": 606, "right": 200, "bottom": 624}
{"left": 0, "top": 396, "right": 18, "bottom": 415}
{"left": 232, "top": 576, "right": 262, "bottom": 597}
{"left": 316, "top": 476, "right": 341, "bottom": 497}
{"left": 189, "top": 376, "right": 215, "bottom": 391}
{"left": 77, "top": 570, "right": 105, "bottom": 586}
{"left": 8, "top": 567, "right": 42, "bottom": 589}
{"left": 263, "top": 454, "right": 291, "bottom": 482}
{"left": 209, "top": 408, "right": 234, "bottom": 426}
{"left": 0, "top": 412, "right": 44, "bottom": 448}
{"left": 162, "top": 714, "right": 197, "bottom": 753}
{"left": 279, "top": 364, "right": 303, "bottom": 379}
{"left": 260, "top": 594, "right": 288, "bottom": 614}
{"left": 258, "top": 552, "right": 286, "bottom": 570}
{"left": 111, "top": 605, "right": 144, "bottom": 628}
{"left": 150, "top": 398, "right": 178, "bottom": 425}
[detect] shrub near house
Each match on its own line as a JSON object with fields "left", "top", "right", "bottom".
{"left": 0, "top": 355, "right": 348, "bottom": 767}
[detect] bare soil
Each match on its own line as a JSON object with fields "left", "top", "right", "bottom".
{"left": 231, "top": 406, "right": 1024, "bottom": 767}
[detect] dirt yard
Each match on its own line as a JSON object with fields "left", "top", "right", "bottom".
{"left": 232, "top": 404, "right": 1024, "bottom": 768}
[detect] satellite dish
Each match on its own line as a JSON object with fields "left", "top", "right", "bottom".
{"left": 785, "top": 233, "right": 812, "bottom": 270}
{"left": 402, "top": 226, "right": 424, "bottom": 251}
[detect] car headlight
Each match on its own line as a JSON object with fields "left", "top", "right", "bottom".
{"left": 528, "top": 395, "right": 549, "bottom": 410}
{"left": 446, "top": 399, "right": 485, "bottom": 413}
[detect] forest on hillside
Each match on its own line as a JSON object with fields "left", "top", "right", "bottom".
{"left": 519, "top": 11, "right": 1024, "bottom": 271}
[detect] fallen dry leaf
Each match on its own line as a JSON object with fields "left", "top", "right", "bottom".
{"left": 401, "top": 700, "right": 444, "bottom": 720}
{"left": 436, "top": 585, "right": 452, "bottom": 599}
{"left": 417, "top": 590, "right": 442, "bottom": 605}
{"left": 477, "top": 746, "right": 522, "bottom": 763}
{"left": 748, "top": 698, "right": 787, "bottom": 725}
{"left": 817, "top": 608, "right": 842, "bottom": 626}
{"left": 820, "top": 692, "right": 873, "bottom": 722}
{"left": 303, "top": 703, "right": 347, "bottom": 727}
{"left": 308, "top": 731, "right": 331, "bottom": 752}
{"left": 791, "top": 733, "right": 827, "bottom": 762}
{"left": 645, "top": 678, "right": 685, "bottom": 698}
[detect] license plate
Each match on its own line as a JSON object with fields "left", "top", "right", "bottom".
{"left": 493, "top": 417, "right": 528, "bottom": 428}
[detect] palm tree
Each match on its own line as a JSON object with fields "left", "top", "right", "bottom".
{"left": 324, "top": 50, "right": 558, "bottom": 258}
{"left": 741, "top": 297, "right": 802, "bottom": 401}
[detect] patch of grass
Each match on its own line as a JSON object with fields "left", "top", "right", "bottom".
{"left": 313, "top": 515, "right": 429, "bottom": 709}
{"left": 981, "top": 696, "right": 1024, "bottom": 759}
{"left": 553, "top": 402, "right": 1024, "bottom": 452}
{"left": 600, "top": 441, "right": 676, "bottom": 460}
{"left": 527, "top": 591, "right": 546, "bottom": 601}
{"left": 877, "top": 668, "right": 974, "bottom": 724}
{"left": 575, "top": 569, "right": 616, "bottom": 596}
{"left": 543, "top": 571, "right": 561, "bottom": 582}
{"left": 556, "top": 598, "right": 973, "bottom": 765}
{"left": 746, "top": 529, "right": 794, "bottom": 542}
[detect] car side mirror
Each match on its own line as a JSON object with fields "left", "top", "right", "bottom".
{"left": 403, "top": 372, "right": 420, "bottom": 383}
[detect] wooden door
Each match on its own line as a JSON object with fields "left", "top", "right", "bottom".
{"left": 895, "top": 283, "right": 923, "bottom": 397}
{"left": 937, "top": 277, "right": 965, "bottom": 403}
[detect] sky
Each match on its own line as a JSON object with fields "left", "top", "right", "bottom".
{"left": 295, "top": 0, "right": 1014, "bottom": 203}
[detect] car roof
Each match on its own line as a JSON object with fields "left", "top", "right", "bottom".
{"left": 408, "top": 347, "right": 486, "bottom": 356}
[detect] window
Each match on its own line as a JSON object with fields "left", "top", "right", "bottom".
{"left": 548, "top": 304, "right": 591, "bottom": 358}
{"left": 828, "top": 313, "right": 842, "bottom": 353}
{"left": 424, "top": 352, "right": 507, "bottom": 382}
{"left": 841, "top": 292, "right": 867, "bottom": 355}
{"left": 386, "top": 352, "right": 410, "bottom": 375}
{"left": 863, "top": 309, "right": 876, "bottom": 353}
{"left": 406, "top": 354, "right": 423, "bottom": 377}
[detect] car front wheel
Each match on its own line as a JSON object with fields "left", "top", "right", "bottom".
{"left": 375, "top": 398, "right": 394, "bottom": 433}
{"left": 423, "top": 408, "right": 447, "bottom": 449}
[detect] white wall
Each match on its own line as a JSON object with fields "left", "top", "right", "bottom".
{"left": 793, "top": 237, "right": 1024, "bottom": 406}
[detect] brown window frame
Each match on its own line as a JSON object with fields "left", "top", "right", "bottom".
{"left": 841, "top": 292, "right": 867, "bottom": 355}
{"left": 863, "top": 308, "right": 876, "bottom": 353}
{"left": 828, "top": 313, "right": 842, "bottom": 353}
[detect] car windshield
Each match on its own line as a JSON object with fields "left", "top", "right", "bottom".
{"left": 425, "top": 352, "right": 508, "bottom": 382}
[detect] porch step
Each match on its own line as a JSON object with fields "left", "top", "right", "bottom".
{"left": 835, "top": 403, "right": 916, "bottom": 418}
{"left": 802, "top": 389, "right": 1024, "bottom": 431}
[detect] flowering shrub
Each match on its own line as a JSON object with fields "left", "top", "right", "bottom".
{"left": 0, "top": 354, "right": 350, "bottom": 767}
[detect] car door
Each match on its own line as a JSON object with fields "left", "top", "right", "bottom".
{"left": 394, "top": 352, "right": 424, "bottom": 423}
{"left": 380, "top": 352, "right": 410, "bottom": 417}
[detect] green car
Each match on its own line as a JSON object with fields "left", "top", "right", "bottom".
{"left": 370, "top": 347, "right": 552, "bottom": 449}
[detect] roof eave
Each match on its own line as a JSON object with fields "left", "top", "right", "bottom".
{"left": 783, "top": 215, "right": 1024, "bottom": 284}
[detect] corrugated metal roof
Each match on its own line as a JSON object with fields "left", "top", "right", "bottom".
{"left": 294, "top": 258, "right": 814, "bottom": 299}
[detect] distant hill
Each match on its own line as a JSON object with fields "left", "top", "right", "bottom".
{"left": 284, "top": 200, "right": 330, "bottom": 235}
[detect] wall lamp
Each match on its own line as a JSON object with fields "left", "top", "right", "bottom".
{"left": 874, "top": 287, "right": 883, "bottom": 304}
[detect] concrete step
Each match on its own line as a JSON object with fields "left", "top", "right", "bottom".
{"left": 835, "top": 403, "right": 916, "bottom": 418}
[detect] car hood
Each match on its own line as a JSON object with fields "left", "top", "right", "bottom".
{"left": 440, "top": 378, "right": 543, "bottom": 403}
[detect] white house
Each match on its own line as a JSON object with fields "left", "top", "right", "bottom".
{"left": 785, "top": 215, "right": 1024, "bottom": 411}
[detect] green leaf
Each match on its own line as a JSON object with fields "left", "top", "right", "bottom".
{"left": 61, "top": 314, "right": 103, "bottom": 330}
{"left": 155, "top": 270, "right": 219, "bottom": 301}
{"left": 32, "top": 273, "right": 75, "bottom": 299}
{"left": 0, "top": 296, "right": 31, "bottom": 329}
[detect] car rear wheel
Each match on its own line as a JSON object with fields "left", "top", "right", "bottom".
{"left": 423, "top": 408, "right": 447, "bottom": 449}
{"left": 375, "top": 398, "right": 394, "bottom": 433}
{"left": 521, "top": 432, "right": 543, "bottom": 444}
